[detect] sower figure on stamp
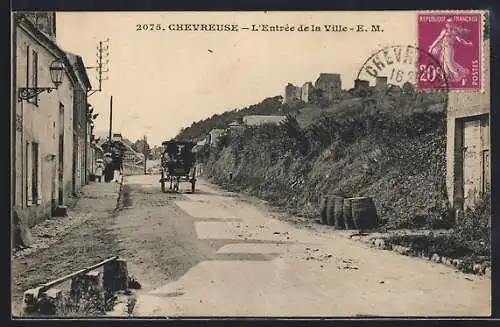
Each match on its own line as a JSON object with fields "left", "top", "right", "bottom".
{"left": 428, "top": 18, "right": 473, "bottom": 85}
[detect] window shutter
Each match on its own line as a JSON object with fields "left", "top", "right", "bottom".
{"left": 26, "top": 45, "right": 30, "bottom": 88}
{"left": 26, "top": 142, "right": 33, "bottom": 207}
{"left": 36, "top": 148, "right": 42, "bottom": 205}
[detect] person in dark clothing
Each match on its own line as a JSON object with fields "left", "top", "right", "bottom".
{"left": 111, "top": 148, "right": 123, "bottom": 183}
{"left": 103, "top": 153, "right": 114, "bottom": 182}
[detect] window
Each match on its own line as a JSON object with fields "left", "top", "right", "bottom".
{"left": 29, "top": 50, "right": 39, "bottom": 105}
{"left": 26, "top": 47, "right": 39, "bottom": 105}
{"left": 26, "top": 142, "right": 42, "bottom": 206}
{"left": 32, "top": 142, "right": 39, "bottom": 203}
{"left": 26, "top": 142, "right": 30, "bottom": 206}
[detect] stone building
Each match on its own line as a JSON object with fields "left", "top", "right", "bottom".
{"left": 314, "top": 73, "right": 342, "bottom": 103}
{"left": 301, "top": 82, "right": 314, "bottom": 104}
{"left": 354, "top": 79, "right": 370, "bottom": 89}
{"left": 283, "top": 83, "right": 302, "bottom": 104}
{"left": 242, "top": 115, "right": 287, "bottom": 127}
{"left": 446, "top": 39, "right": 490, "bottom": 212}
{"left": 66, "top": 52, "right": 92, "bottom": 194}
{"left": 375, "top": 76, "right": 388, "bottom": 92}
{"left": 12, "top": 13, "right": 91, "bottom": 226}
{"left": 208, "top": 129, "right": 226, "bottom": 147}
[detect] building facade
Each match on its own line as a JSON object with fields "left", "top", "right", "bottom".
{"left": 12, "top": 13, "right": 91, "bottom": 226}
{"left": 283, "top": 83, "right": 302, "bottom": 104}
{"left": 242, "top": 115, "right": 287, "bottom": 127}
{"left": 446, "top": 39, "right": 491, "bottom": 212}
{"left": 301, "top": 82, "right": 314, "bottom": 104}
{"left": 66, "top": 53, "right": 92, "bottom": 194}
{"left": 314, "top": 73, "right": 342, "bottom": 103}
{"left": 208, "top": 129, "right": 226, "bottom": 147}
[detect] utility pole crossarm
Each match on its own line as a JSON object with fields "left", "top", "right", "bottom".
{"left": 88, "top": 38, "right": 110, "bottom": 96}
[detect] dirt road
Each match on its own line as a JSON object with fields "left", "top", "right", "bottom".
{"left": 110, "top": 174, "right": 490, "bottom": 317}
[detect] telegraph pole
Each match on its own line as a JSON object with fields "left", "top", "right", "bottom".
{"left": 143, "top": 135, "right": 148, "bottom": 175}
{"left": 87, "top": 38, "right": 110, "bottom": 96}
{"left": 108, "top": 95, "right": 113, "bottom": 143}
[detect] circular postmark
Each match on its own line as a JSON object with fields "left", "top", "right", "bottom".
{"left": 355, "top": 44, "right": 449, "bottom": 114}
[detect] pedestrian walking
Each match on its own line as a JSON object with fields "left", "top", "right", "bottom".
{"left": 111, "top": 149, "right": 123, "bottom": 183}
{"left": 103, "top": 153, "right": 114, "bottom": 183}
{"left": 94, "top": 159, "right": 104, "bottom": 183}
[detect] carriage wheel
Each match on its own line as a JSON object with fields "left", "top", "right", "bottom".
{"left": 190, "top": 167, "right": 196, "bottom": 194}
{"left": 174, "top": 177, "right": 180, "bottom": 192}
{"left": 160, "top": 171, "right": 167, "bottom": 193}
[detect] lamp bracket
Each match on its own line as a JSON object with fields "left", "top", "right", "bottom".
{"left": 18, "top": 87, "right": 57, "bottom": 102}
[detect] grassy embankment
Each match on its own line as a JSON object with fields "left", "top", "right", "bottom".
{"left": 184, "top": 93, "right": 490, "bottom": 272}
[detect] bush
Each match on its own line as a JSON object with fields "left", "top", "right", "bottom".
{"left": 453, "top": 193, "right": 491, "bottom": 256}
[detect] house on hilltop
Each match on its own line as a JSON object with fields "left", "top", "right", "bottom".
{"left": 301, "top": 82, "right": 315, "bottom": 104}
{"left": 315, "top": 73, "right": 342, "bottom": 103}
{"left": 283, "top": 83, "right": 302, "bottom": 104}
{"left": 208, "top": 129, "right": 226, "bottom": 147}
{"left": 242, "top": 115, "right": 287, "bottom": 126}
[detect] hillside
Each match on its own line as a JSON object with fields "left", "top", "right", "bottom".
{"left": 203, "top": 98, "right": 450, "bottom": 230}
{"left": 175, "top": 95, "right": 304, "bottom": 141}
{"left": 178, "top": 89, "right": 453, "bottom": 229}
{"left": 179, "top": 89, "right": 490, "bottom": 268}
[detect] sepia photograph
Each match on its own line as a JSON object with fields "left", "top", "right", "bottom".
{"left": 11, "top": 10, "right": 491, "bottom": 318}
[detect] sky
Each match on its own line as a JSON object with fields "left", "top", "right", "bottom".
{"left": 56, "top": 11, "right": 416, "bottom": 146}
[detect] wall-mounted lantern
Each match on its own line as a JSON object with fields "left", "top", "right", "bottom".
{"left": 18, "top": 58, "right": 65, "bottom": 102}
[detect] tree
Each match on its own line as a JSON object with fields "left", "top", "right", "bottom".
{"left": 134, "top": 139, "right": 150, "bottom": 155}
{"left": 402, "top": 82, "right": 416, "bottom": 95}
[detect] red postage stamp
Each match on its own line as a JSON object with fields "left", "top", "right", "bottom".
{"left": 417, "top": 12, "right": 482, "bottom": 92}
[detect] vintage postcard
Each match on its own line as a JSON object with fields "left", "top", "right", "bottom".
{"left": 11, "top": 10, "right": 491, "bottom": 318}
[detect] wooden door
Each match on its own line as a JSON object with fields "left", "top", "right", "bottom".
{"left": 461, "top": 115, "right": 489, "bottom": 209}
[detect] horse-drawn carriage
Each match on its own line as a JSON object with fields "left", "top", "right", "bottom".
{"left": 159, "top": 140, "right": 197, "bottom": 193}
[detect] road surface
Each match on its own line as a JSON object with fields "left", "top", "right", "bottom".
{"left": 112, "top": 174, "right": 490, "bottom": 317}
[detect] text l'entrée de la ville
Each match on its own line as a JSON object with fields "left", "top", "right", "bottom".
{"left": 135, "top": 23, "right": 385, "bottom": 33}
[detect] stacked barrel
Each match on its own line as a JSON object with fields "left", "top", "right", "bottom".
{"left": 318, "top": 194, "right": 379, "bottom": 230}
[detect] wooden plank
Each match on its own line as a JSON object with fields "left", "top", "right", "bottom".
{"left": 38, "top": 256, "right": 119, "bottom": 293}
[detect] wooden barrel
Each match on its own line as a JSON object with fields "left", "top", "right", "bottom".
{"left": 333, "top": 196, "right": 345, "bottom": 229}
{"left": 343, "top": 198, "right": 355, "bottom": 229}
{"left": 326, "top": 195, "right": 343, "bottom": 227}
{"left": 351, "top": 197, "right": 378, "bottom": 230}
{"left": 319, "top": 196, "right": 328, "bottom": 224}
{"left": 325, "top": 196, "right": 336, "bottom": 226}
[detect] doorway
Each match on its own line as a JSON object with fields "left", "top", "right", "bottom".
{"left": 460, "top": 114, "right": 490, "bottom": 210}
{"left": 58, "top": 103, "right": 64, "bottom": 205}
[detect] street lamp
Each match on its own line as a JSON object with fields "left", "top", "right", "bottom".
{"left": 17, "top": 58, "right": 65, "bottom": 102}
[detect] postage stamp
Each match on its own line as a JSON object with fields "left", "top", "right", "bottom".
{"left": 417, "top": 12, "right": 483, "bottom": 92}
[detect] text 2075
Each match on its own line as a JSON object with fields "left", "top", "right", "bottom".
{"left": 136, "top": 24, "right": 165, "bottom": 31}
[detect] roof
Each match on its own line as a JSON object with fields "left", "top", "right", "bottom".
{"left": 65, "top": 52, "right": 92, "bottom": 90}
{"left": 242, "top": 115, "right": 287, "bottom": 126}
{"left": 162, "top": 140, "right": 196, "bottom": 147}
{"left": 318, "top": 73, "right": 341, "bottom": 78}
{"left": 16, "top": 15, "right": 80, "bottom": 89}
{"left": 14, "top": 15, "right": 78, "bottom": 89}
